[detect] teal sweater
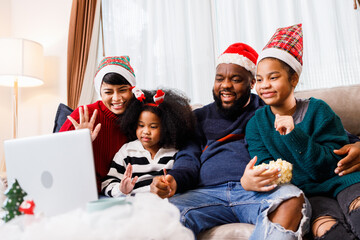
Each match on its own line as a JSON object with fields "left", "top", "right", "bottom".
{"left": 246, "top": 97, "right": 360, "bottom": 197}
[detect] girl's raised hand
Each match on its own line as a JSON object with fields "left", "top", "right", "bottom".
{"left": 240, "top": 156, "right": 280, "bottom": 192}
{"left": 120, "top": 164, "right": 138, "bottom": 194}
{"left": 67, "top": 105, "right": 101, "bottom": 141}
{"left": 274, "top": 114, "right": 294, "bottom": 135}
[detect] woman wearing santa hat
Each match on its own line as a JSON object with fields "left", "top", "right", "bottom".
{"left": 60, "top": 56, "right": 145, "bottom": 194}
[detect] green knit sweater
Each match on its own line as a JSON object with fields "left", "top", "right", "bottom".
{"left": 246, "top": 97, "right": 360, "bottom": 197}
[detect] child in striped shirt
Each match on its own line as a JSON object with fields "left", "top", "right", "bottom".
{"left": 101, "top": 89, "right": 195, "bottom": 197}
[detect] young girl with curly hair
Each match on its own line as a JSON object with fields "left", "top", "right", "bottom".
{"left": 101, "top": 89, "right": 195, "bottom": 196}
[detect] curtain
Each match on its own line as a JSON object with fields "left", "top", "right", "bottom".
{"left": 99, "top": 0, "right": 215, "bottom": 105}
{"left": 93, "top": 0, "right": 360, "bottom": 105}
{"left": 214, "top": 0, "right": 360, "bottom": 91}
{"left": 78, "top": 0, "right": 102, "bottom": 106}
{"left": 67, "top": 0, "right": 97, "bottom": 109}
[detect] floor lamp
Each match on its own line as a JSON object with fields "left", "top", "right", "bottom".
{"left": 0, "top": 38, "right": 44, "bottom": 175}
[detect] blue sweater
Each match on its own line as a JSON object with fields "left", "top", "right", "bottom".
{"left": 246, "top": 98, "right": 360, "bottom": 197}
{"left": 169, "top": 94, "right": 265, "bottom": 193}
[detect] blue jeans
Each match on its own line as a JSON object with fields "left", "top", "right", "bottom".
{"left": 169, "top": 182, "right": 311, "bottom": 240}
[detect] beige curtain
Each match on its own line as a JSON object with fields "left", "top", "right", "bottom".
{"left": 78, "top": 0, "right": 102, "bottom": 106}
{"left": 67, "top": 0, "right": 98, "bottom": 109}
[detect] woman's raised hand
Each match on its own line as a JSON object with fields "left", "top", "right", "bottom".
{"left": 67, "top": 105, "right": 101, "bottom": 141}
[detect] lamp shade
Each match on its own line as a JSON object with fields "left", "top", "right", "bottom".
{"left": 0, "top": 38, "right": 44, "bottom": 87}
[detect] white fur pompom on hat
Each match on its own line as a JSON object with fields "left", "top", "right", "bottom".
{"left": 93, "top": 56, "right": 136, "bottom": 96}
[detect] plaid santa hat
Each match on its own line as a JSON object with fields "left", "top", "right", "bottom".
{"left": 94, "top": 56, "right": 136, "bottom": 96}
{"left": 216, "top": 43, "right": 258, "bottom": 76}
{"left": 258, "top": 23, "right": 303, "bottom": 76}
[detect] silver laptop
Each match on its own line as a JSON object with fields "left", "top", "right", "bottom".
{"left": 4, "top": 129, "right": 98, "bottom": 216}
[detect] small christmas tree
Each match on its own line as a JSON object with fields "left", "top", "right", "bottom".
{"left": 1, "top": 179, "right": 27, "bottom": 222}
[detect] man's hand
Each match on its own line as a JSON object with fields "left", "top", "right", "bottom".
{"left": 274, "top": 114, "right": 294, "bottom": 135}
{"left": 120, "top": 164, "right": 138, "bottom": 194}
{"left": 67, "top": 105, "right": 101, "bottom": 141}
{"left": 240, "top": 156, "right": 280, "bottom": 192}
{"left": 150, "top": 175, "right": 177, "bottom": 198}
{"left": 334, "top": 142, "right": 360, "bottom": 176}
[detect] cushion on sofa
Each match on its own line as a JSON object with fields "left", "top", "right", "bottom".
{"left": 198, "top": 223, "right": 254, "bottom": 240}
{"left": 53, "top": 103, "right": 74, "bottom": 133}
{"left": 294, "top": 84, "right": 360, "bottom": 137}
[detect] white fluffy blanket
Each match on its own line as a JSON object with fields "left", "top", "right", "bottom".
{"left": 0, "top": 193, "right": 194, "bottom": 240}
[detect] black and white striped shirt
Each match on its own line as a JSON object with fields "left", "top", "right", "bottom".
{"left": 101, "top": 140, "right": 177, "bottom": 197}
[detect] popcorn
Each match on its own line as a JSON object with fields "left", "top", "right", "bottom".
{"left": 254, "top": 159, "right": 293, "bottom": 185}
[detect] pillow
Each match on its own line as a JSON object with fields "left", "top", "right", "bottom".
{"left": 53, "top": 103, "right": 74, "bottom": 133}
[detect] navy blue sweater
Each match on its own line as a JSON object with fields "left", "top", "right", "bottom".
{"left": 170, "top": 94, "right": 265, "bottom": 193}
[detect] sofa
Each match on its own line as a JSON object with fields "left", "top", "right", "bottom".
{"left": 1, "top": 85, "right": 358, "bottom": 238}
{"left": 197, "top": 84, "right": 360, "bottom": 240}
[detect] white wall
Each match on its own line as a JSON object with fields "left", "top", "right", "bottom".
{"left": 0, "top": 0, "right": 73, "bottom": 175}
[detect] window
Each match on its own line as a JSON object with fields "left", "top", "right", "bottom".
{"left": 99, "top": 0, "right": 360, "bottom": 105}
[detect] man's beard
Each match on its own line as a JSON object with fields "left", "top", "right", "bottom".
{"left": 213, "top": 87, "right": 251, "bottom": 119}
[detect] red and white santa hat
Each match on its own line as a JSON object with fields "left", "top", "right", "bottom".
{"left": 93, "top": 56, "right": 136, "bottom": 96}
{"left": 216, "top": 43, "right": 259, "bottom": 76}
{"left": 258, "top": 23, "right": 303, "bottom": 76}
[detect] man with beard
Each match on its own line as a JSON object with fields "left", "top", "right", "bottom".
{"left": 150, "top": 43, "right": 360, "bottom": 239}
{"left": 150, "top": 43, "right": 311, "bottom": 239}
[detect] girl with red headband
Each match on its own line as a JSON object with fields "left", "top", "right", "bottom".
{"left": 101, "top": 89, "right": 195, "bottom": 196}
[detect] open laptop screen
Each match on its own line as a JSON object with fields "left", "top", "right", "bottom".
{"left": 4, "top": 129, "right": 98, "bottom": 216}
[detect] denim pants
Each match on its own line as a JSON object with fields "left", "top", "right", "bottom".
{"left": 309, "top": 183, "right": 360, "bottom": 240}
{"left": 169, "top": 182, "right": 311, "bottom": 240}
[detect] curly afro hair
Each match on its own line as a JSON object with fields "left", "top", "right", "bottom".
{"left": 119, "top": 88, "right": 195, "bottom": 150}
